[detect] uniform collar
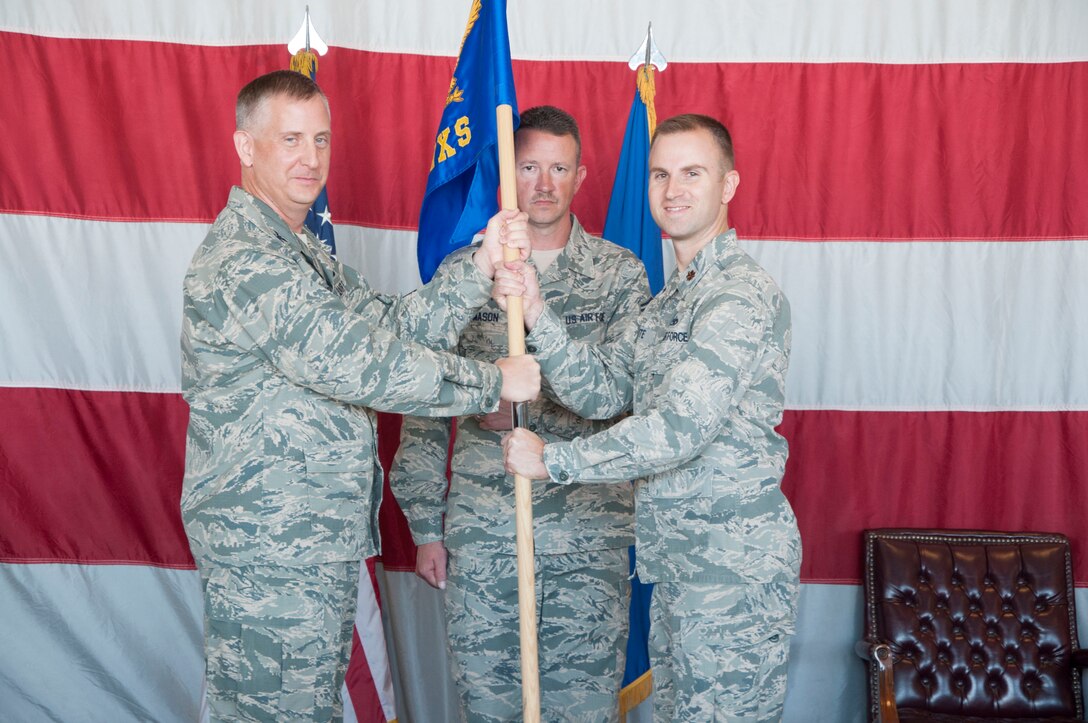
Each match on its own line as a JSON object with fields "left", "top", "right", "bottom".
{"left": 668, "top": 228, "right": 739, "bottom": 294}
{"left": 537, "top": 215, "right": 598, "bottom": 284}
{"left": 227, "top": 186, "right": 319, "bottom": 257}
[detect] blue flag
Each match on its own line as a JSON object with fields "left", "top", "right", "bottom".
{"left": 291, "top": 51, "right": 337, "bottom": 255}
{"left": 603, "top": 70, "right": 664, "bottom": 294}
{"left": 608, "top": 66, "right": 661, "bottom": 714}
{"left": 304, "top": 188, "right": 336, "bottom": 256}
{"left": 416, "top": 0, "right": 518, "bottom": 283}
{"left": 621, "top": 547, "right": 655, "bottom": 709}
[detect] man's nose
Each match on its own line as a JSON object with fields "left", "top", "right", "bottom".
{"left": 300, "top": 139, "right": 319, "bottom": 167}
{"left": 664, "top": 176, "right": 682, "bottom": 199}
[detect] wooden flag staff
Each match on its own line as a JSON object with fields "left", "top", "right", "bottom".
{"left": 495, "top": 102, "right": 541, "bottom": 723}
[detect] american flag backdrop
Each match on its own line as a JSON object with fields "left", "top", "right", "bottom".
{"left": 1, "top": 2, "right": 1086, "bottom": 721}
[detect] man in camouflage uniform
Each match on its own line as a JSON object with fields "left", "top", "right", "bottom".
{"left": 390, "top": 106, "right": 650, "bottom": 722}
{"left": 503, "top": 114, "right": 801, "bottom": 722}
{"left": 181, "top": 70, "right": 540, "bottom": 721}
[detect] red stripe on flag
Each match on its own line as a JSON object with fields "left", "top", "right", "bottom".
{"left": 0, "top": 387, "right": 193, "bottom": 568}
{"left": 781, "top": 409, "right": 1088, "bottom": 586}
{"left": 345, "top": 619, "right": 387, "bottom": 723}
{"left": 376, "top": 408, "right": 1088, "bottom": 584}
{"left": 4, "top": 31, "right": 1087, "bottom": 240}
{"left": 376, "top": 413, "right": 416, "bottom": 572}
{"left": 5, "top": 387, "right": 1085, "bottom": 588}
{"left": 375, "top": 412, "right": 459, "bottom": 573}
{"left": 343, "top": 556, "right": 391, "bottom": 721}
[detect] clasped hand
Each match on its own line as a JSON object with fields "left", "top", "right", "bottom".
{"left": 473, "top": 209, "right": 531, "bottom": 278}
{"left": 491, "top": 260, "right": 544, "bottom": 330}
{"left": 502, "top": 428, "right": 549, "bottom": 480}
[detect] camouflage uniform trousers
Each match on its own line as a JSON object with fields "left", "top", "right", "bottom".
{"left": 445, "top": 547, "right": 631, "bottom": 722}
{"left": 649, "top": 579, "right": 798, "bottom": 723}
{"left": 200, "top": 562, "right": 359, "bottom": 722}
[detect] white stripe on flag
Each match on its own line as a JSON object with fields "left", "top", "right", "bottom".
{"left": 0, "top": 564, "right": 204, "bottom": 722}
{"left": 4, "top": 0, "right": 1087, "bottom": 63}
{"left": 344, "top": 560, "right": 397, "bottom": 722}
{"left": 5, "top": 214, "right": 1086, "bottom": 411}
{"left": 742, "top": 239, "right": 1088, "bottom": 411}
{"left": 0, "top": 215, "right": 419, "bottom": 392}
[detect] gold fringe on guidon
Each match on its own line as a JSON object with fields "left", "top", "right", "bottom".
{"left": 618, "top": 669, "right": 653, "bottom": 721}
{"left": 290, "top": 49, "right": 318, "bottom": 77}
{"left": 637, "top": 64, "right": 657, "bottom": 137}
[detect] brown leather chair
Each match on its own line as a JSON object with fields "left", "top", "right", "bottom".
{"left": 857, "top": 529, "right": 1088, "bottom": 722}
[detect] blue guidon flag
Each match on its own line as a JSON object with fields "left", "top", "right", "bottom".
{"left": 604, "top": 65, "right": 664, "bottom": 295}
{"left": 416, "top": 0, "right": 518, "bottom": 283}
{"left": 605, "top": 62, "right": 663, "bottom": 716}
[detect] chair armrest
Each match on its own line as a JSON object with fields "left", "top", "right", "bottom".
{"left": 856, "top": 641, "right": 900, "bottom": 723}
{"left": 855, "top": 640, "right": 883, "bottom": 661}
{"left": 1072, "top": 649, "right": 1088, "bottom": 669}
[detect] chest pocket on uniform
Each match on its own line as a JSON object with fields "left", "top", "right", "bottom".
{"left": 639, "top": 371, "right": 676, "bottom": 410}
{"left": 653, "top": 327, "right": 690, "bottom": 366}
{"left": 457, "top": 324, "right": 504, "bottom": 363}
{"left": 559, "top": 304, "right": 610, "bottom": 344}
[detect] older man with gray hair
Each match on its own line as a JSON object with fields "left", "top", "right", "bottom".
{"left": 181, "top": 69, "right": 539, "bottom": 720}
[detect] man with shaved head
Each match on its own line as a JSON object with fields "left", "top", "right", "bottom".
{"left": 392, "top": 105, "right": 650, "bottom": 721}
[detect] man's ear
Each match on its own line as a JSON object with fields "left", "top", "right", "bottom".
{"left": 573, "top": 164, "right": 588, "bottom": 194}
{"left": 721, "top": 169, "right": 740, "bottom": 205}
{"left": 234, "top": 130, "right": 254, "bottom": 167}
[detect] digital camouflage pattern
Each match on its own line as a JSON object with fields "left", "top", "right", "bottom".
{"left": 181, "top": 187, "right": 504, "bottom": 569}
{"left": 202, "top": 562, "right": 358, "bottom": 721}
{"left": 391, "top": 218, "right": 649, "bottom": 555}
{"left": 532, "top": 229, "right": 801, "bottom": 586}
{"left": 390, "top": 218, "right": 649, "bottom": 721}
{"left": 649, "top": 580, "right": 797, "bottom": 722}
{"left": 529, "top": 229, "right": 801, "bottom": 719}
{"left": 445, "top": 548, "right": 631, "bottom": 723}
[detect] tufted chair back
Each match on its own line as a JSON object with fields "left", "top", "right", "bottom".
{"left": 861, "top": 529, "right": 1085, "bottom": 722}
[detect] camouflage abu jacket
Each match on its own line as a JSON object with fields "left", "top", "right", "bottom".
{"left": 530, "top": 230, "right": 801, "bottom": 584}
{"left": 181, "top": 187, "right": 502, "bottom": 569}
{"left": 391, "top": 217, "right": 650, "bottom": 555}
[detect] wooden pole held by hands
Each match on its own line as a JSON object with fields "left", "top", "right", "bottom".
{"left": 496, "top": 103, "right": 541, "bottom": 722}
